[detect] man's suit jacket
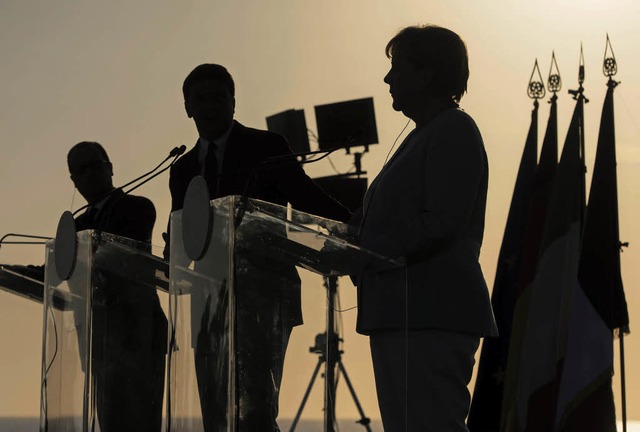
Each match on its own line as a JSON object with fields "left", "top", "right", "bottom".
{"left": 76, "top": 189, "right": 167, "bottom": 353}
{"left": 75, "top": 189, "right": 167, "bottom": 431}
{"left": 357, "top": 109, "right": 498, "bottom": 336}
{"left": 169, "top": 120, "right": 350, "bottom": 220}
{"left": 76, "top": 189, "right": 155, "bottom": 243}
{"left": 169, "top": 120, "right": 350, "bottom": 325}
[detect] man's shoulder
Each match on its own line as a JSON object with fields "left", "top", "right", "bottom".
{"left": 170, "top": 143, "right": 198, "bottom": 173}
{"left": 233, "top": 121, "right": 286, "bottom": 145}
{"left": 113, "top": 193, "right": 155, "bottom": 214}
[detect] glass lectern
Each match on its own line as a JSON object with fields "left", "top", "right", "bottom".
{"left": 168, "top": 196, "right": 393, "bottom": 432}
{"left": 40, "top": 231, "right": 168, "bottom": 432}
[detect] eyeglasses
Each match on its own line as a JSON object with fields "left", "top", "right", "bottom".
{"left": 69, "top": 159, "right": 109, "bottom": 177}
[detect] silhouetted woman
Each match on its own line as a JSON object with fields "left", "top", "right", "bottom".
{"left": 356, "top": 25, "right": 498, "bottom": 432}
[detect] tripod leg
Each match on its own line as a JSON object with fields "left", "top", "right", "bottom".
{"left": 337, "top": 361, "right": 372, "bottom": 432}
{"left": 290, "top": 358, "right": 323, "bottom": 432}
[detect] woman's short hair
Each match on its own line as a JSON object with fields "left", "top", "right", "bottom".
{"left": 386, "top": 25, "right": 469, "bottom": 105}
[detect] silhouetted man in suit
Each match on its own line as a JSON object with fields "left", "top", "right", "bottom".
{"left": 167, "top": 64, "right": 350, "bottom": 432}
{"left": 68, "top": 141, "right": 167, "bottom": 432}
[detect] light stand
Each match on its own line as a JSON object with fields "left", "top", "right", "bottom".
{"left": 269, "top": 98, "right": 379, "bottom": 431}
{"left": 289, "top": 276, "right": 372, "bottom": 432}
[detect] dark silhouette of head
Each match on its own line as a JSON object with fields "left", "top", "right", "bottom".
{"left": 67, "top": 141, "right": 114, "bottom": 205}
{"left": 183, "top": 64, "right": 236, "bottom": 141}
{"left": 384, "top": 25, "right": 468, "bottom": 122}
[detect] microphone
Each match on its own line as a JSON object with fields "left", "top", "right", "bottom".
{"left": 260, "top": 128, "right": 365, "bottom": 169}
{"left": 234, "top": 130, "right": 359, "bottom": 228}
{"left": 169, "top": 145, "right": 187, "bottom": 157}
{"left": 72, "top": 145, "right": 185, "bottom": 217}
{"left": 96, "top": 145, "right": 189, "bottom": 231}
{"left": 0, "top": 233, "right": 53, "bottom": 248}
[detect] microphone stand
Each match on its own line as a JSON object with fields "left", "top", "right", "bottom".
{"left": 72, "top": 145, "right": 186, "bottom": 217}
{"left": 233, "top": 138, "right": 359, "bottom": 228}
{"left": 0, "top": 233, "right": 53, "bottom": 247}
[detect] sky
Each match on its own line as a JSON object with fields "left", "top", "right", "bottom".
{"left": 0, "top": 0, "right": 638, "bottom": 423}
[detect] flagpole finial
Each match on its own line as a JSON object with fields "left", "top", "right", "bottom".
{"left": 569, "top": 45, "right": 589, "bottom": 103}
{"left": 528, "top": 59, "right": 545, "bottom": 100}
{"left": 603, "top": 34, "right": 618, "bottom": 81}
{"left": 548, "top": 51, "right": 562, "bottom": 99}
{"left": 578, "top": 43, "right": 585, "bottom": 85}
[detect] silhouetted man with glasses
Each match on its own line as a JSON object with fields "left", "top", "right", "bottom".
{"left": 68, "top": 141, "right": 167, "bottom": 432}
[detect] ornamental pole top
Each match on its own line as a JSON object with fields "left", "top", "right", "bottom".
{"left": 547, "top": 51, "right": 562, "bottom": 94}
{"left": 528, "top": 59, "right": 545, "bottom": 100}
{"left": 603, "top": 34, "right": 617, "bottom": 78}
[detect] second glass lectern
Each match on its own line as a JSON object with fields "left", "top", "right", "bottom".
{"left": 168, "top": 196, "right": 393, "bottom": 432}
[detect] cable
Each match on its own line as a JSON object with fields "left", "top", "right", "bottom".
{"left": 618, "top": 90, "right": 640, "bottom": 136}
{"left": 327, "top": 289, "right": 357, "bottom": 313}
{"left": 383, "top": 119, "right": 412, "bottom": 166}
{"left": 360, "top": 119, "right": 413, "bottom": 228}
{"left": 70, "top": 187, "right": 76, "bottom": 212}
{"left": 404, "top": 266, "right": 409, "bottom": 432}
{"left": 307, "top": 128, "right": 320, "bottom": 142}
{"left": 326, "top": 156, "right": 342, "bottom": 175}
{"left": 40, "top": 301, "right": 59, "bottom": 432}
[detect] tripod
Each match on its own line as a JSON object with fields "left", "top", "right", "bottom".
{"left": 289, "top": 276, "right": 372, "bottom": 432}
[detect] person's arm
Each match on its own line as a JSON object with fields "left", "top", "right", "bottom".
{"left": 124, "top": 197, "right": 156, "bottom": 244}
{"left": 271, "top": 136, "right": 351, "bottom": 222}
{"left": 107, "top": 196, "right": 156, "bottom": 244}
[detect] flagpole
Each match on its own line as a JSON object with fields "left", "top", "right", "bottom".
{"left": 568, "top": 45, "right": 589, "bottom": 228}
{"left": 602, "top": 33, "right": 628, "bottom": 432}
{"left": 620, "top": 330, "right": 627, "bottom": 432}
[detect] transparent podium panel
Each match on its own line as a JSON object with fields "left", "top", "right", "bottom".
{"left": 169, "top": 196, "right": 395, "bottom": 432}
{"left": 0, "top": 264, "right": 45, "bottom": 304}
{"left": 41, "top": 230, "right": 169, "bottom": 432}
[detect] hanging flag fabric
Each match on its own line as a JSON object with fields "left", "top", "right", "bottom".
{"left": 469, "top": 102, "right": 538, "bottom": 432}
{"left": 578, "top": 81, "right": 629, "bottom": 333}
{"left": 497, "top": 95, "right": 558, "bottom": 432}
{"left": 502, "top": 97, "right": 582, "bottom": 432}
{"left": 555, "top": 79, "right": 629, "bottom": 432}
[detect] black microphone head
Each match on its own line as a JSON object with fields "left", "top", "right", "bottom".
{"left": 169, "top": 145, "right": 187, "bottom": 157}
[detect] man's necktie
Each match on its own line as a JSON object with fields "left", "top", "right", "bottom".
{"left": 205, "top": 144, "right": 219, "bottom": 197}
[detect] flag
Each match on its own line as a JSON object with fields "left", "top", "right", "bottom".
{"left": 493, "top": 94, "right": 558, "bottom": 431}
{"left": 502, "top": 95, "right": 583, "bottom": 432}
{"left": 499, "top": 96, "right": 559, "bottom": 432}
{"left": 469, "top": 102, "right": 538, "bottom": 432}
{"left": 556, "top": 79, "right": 629, "bottom": 432}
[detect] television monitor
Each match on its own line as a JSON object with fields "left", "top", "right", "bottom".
{"left": 266, "top": 109, "right": 310, "bottom": 154}
{"left": 314, "top": 97, "right": 378, "bottom": 151}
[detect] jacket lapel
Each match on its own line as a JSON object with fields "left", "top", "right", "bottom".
{"left": 361, "top": 128, "right": 419, "bottom": 220}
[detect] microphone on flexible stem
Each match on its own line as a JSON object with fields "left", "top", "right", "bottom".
{"left": 96, "top": 145, "right": 188, "bottom": 231}
{"left": 0, "top": 233, "right": 53, "bottom": 248}
{"left": 260, "top": 128, "right": 364, "bottom": 169}
{"left": 122, "top": 145, "right": 185, "bottom": 195}
{"left": 72, "top": 145, "right": 186, "bottom": 217}
{"left": 169, "top": 145, "right": 187, "bottom": 158}
{"left": 233, "top": 130, "right": 361, "bottom": 228}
